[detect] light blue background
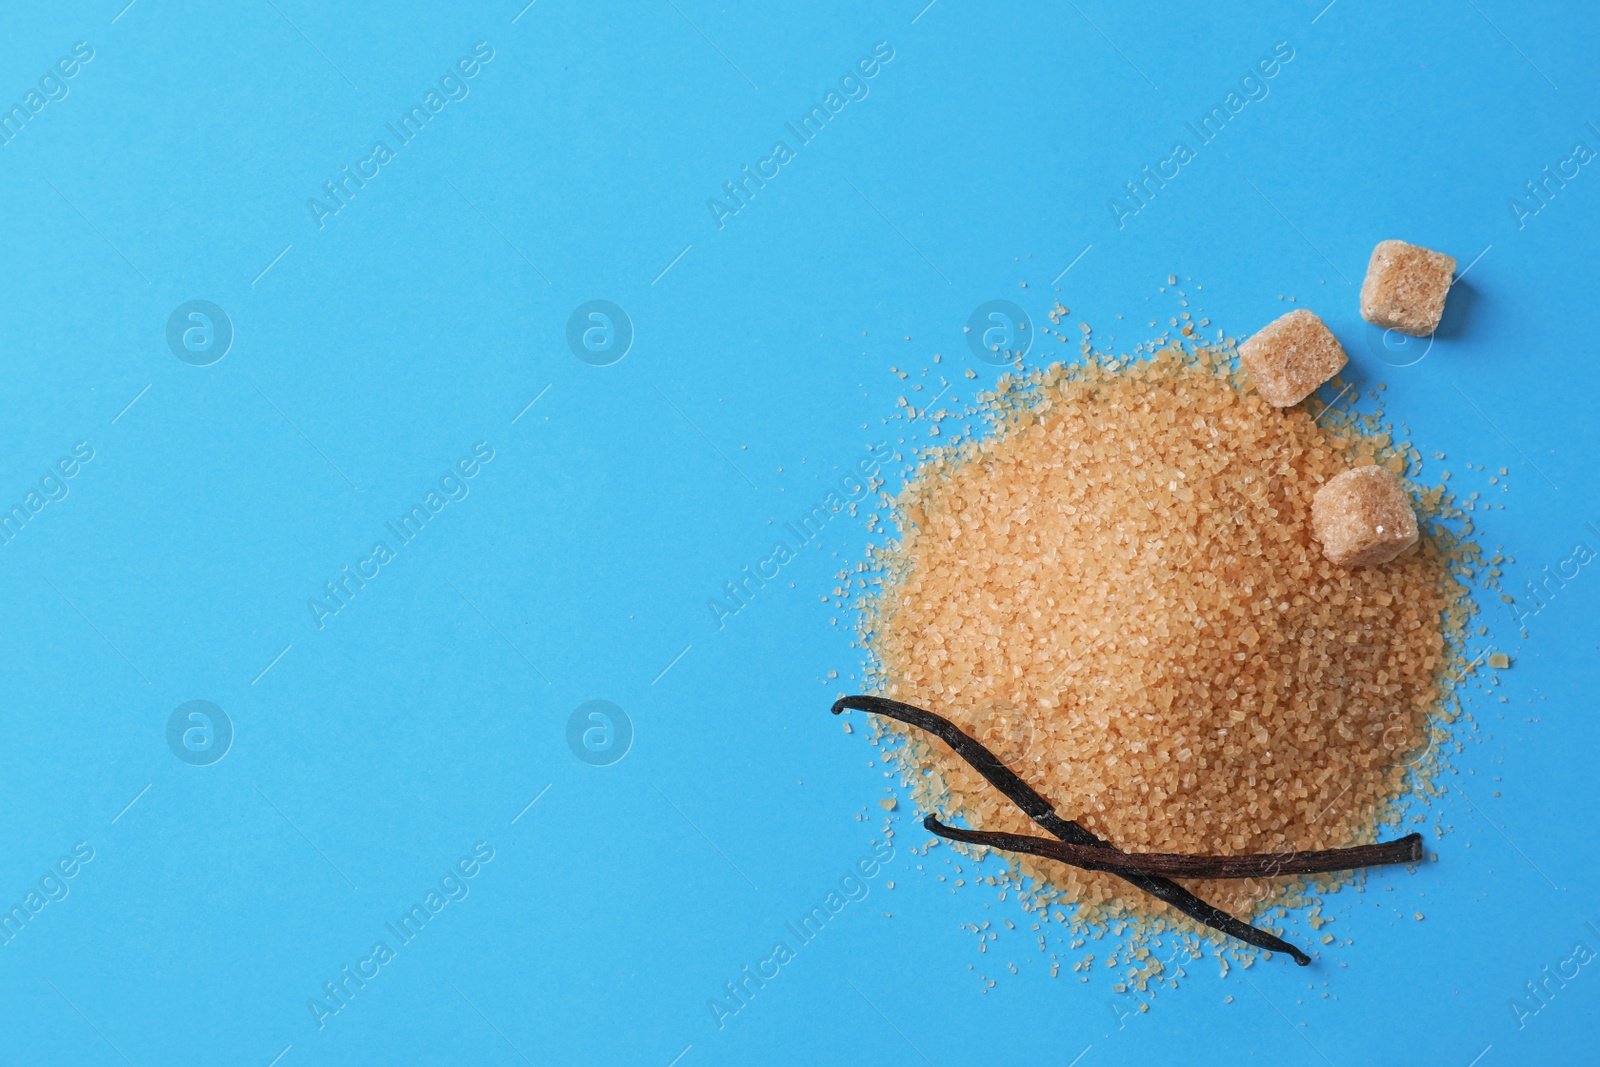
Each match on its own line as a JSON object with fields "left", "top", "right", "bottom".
{"left": 0, "top": 1, "right": 1595, "bottom": 1064}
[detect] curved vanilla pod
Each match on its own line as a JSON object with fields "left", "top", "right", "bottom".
{"left": 832, "top": 694, "right": 1319, "bottom": 965}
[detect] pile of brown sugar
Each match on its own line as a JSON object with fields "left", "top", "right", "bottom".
{"left": 859, "top": 340, "right": 1478, "bottom": 924}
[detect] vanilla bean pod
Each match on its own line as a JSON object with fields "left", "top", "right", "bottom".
{"left": 923, "top": 816, "right": 1422, "bottom": 880}
{"left": 834, "top": 694, "right": 1361, "bottom": 965}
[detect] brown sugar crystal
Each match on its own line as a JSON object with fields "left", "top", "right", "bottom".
{"left": 1237, "top": 309, "right": 1347, "bottom": 407}
{"left": 1360, "top": 240, "right": 1456, "bottom": 337}
{"left": 1311, "top": 465, "right": 1420, "bottom": 567}
{"left": 864, "top": 343, "right": 1470, "bottom": 922}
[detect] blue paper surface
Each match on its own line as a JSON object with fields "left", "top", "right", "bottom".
{"left": 0, "top": 1, "right": 1595, "bottom": 1063}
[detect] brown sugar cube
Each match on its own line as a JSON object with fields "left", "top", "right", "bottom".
{"left": 1311, "top": 466, "right": 1419, "bottom": 567}
{"left": 1238, "top": 309, "right": 1348, "bottom": 407}
{"left": 1360, "top": 240, "right": 1456, "bottom": 337}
